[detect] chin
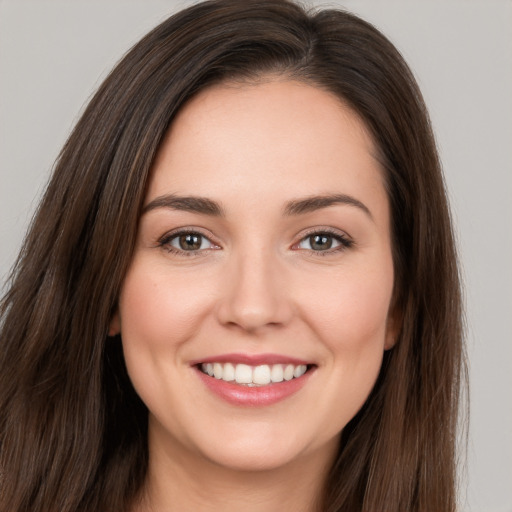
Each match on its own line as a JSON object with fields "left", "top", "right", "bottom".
{"left": 192, "top": 427, "right": 337, "bottom": 474}
{"left": 203, "top": 445, "right": 305, "bottom": 473}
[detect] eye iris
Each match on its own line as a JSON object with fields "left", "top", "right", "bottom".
{"left": 179, "top": 234, "right": 202, "bottom": 250}
{"left": 310, "top": 234, "right": 332, "bottom": 250}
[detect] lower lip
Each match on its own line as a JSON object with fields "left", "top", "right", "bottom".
{"left": 195, "top": 367, "right": 314, "bottom": 406}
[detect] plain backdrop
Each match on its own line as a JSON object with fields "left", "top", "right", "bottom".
{"left": 0, "top": 1, "right": 511, "bottom": 511}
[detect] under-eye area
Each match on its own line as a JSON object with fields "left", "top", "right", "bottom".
{"left": 198, "top": 362, "right": 316, "bottom": 386}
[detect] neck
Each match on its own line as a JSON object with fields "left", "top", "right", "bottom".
{"left": 133, "top": 429, "right": 338, "bottom": 512}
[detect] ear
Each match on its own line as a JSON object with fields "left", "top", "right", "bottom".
{"left": 384, "top": 306, "right": 402, "bottom": 350}
{"left": 108, "top": 310, "right": 121, "bottom": 337}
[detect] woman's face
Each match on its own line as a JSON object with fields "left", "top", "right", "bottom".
{"left": 112, "top": 80, "right": 396, "bottom": 473}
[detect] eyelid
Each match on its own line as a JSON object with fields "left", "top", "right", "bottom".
{"left": 157, "top": 227, "right": 221, "bottom": 255}
{"left": 291, "top": 227, "right": 354, "bottom": 252}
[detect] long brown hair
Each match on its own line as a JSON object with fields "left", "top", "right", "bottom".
{"left": 0, "top": 1, "right": 464, "bottom": 510}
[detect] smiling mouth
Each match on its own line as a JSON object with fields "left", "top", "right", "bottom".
{"left": 198, "top": 362, "right": 312, "bottom": 387}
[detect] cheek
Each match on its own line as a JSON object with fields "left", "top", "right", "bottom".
{"left": 303, "top": 263, "right": 394, "bottom": 353}
{"left": 117, "top": 263, "right": 219, "bottom": 423}
{"left": 118, "top": 263, "right": 215, "bottom": 349}
{"left": 296, "top": 263, "right": 394, "bottom": 435}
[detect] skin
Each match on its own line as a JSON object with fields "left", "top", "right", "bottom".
{"left": 110, "top": 79, "right": 397, "bottom": 511}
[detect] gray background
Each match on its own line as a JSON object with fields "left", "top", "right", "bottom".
{"left": 1, "top": 1, "right": 511, "bottom": 510}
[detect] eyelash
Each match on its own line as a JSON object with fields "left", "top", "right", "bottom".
{"left": 293, "top": 228, "right": 354, "bottom": 255}
{"left": 157, "top": 228, "right": 354, "bottom": 256}
{"left": 158, "top": 229, "right": 218, "bottom": 257}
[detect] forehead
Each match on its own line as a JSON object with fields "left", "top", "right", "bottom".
{"left": 147, "top": 80, "right": 386, "bottom": 215}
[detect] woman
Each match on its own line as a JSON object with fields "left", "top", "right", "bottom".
{"left": 0, "top": 1, "right": 464, "bottom": 511}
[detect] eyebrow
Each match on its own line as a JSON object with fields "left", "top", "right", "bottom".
{"left": 143, "top": 194, "right": 225, "bottom": 216}
{"left": 142, "top": 192, "right": 372, "bottom": 220}
{"left": 283, "top": 194, "right": 373, "bottom": 220}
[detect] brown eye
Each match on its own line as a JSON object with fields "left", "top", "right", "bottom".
{"left": 177, "top": 233, "right": 203, "bottom": 250}
{"left": 296, "top": 231, "right": 352, "bottom": 253}
{"left": 300, "top": 233, "right": 338, "bottom": 251}
{"left": 309, "top": 234, "right": 333, "bottom": 251}
{"left": 163, "top": 231, "right": 214, "bottom": 252}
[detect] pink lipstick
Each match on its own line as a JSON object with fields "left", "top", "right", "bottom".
{"left": 191, "top": 353, "right": 315, "bottom": 406}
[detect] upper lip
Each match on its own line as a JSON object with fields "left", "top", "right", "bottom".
{"left": 190, "top": 353, "right": 313, "bottom": 366}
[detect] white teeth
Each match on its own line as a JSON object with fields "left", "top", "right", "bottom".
{"left": 293, "top": 365, "right": 307, "bottom": 378}
{"left": 213, "top": 362, "right": 223, "bottom": 379}
{"left": 223, "top": 362, "right": 235, "bottom": 381}
{"left": 200, "top": 362, "right": 309, "bottom": 385}
{"left": 235, "top": 363, "right": 253, "bottom": 384}
{"left": 270, "top": 364, "right": 284, "bottom": 383}
{"left": 283, "top": 364, "right": 295, "bottom": 381}
{"left": 253, "top": 365, "right": 271, "bottom": 385}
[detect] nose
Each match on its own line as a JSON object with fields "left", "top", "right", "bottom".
{"left": 215, "top": 248, "right": 294, "bottom": 333}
